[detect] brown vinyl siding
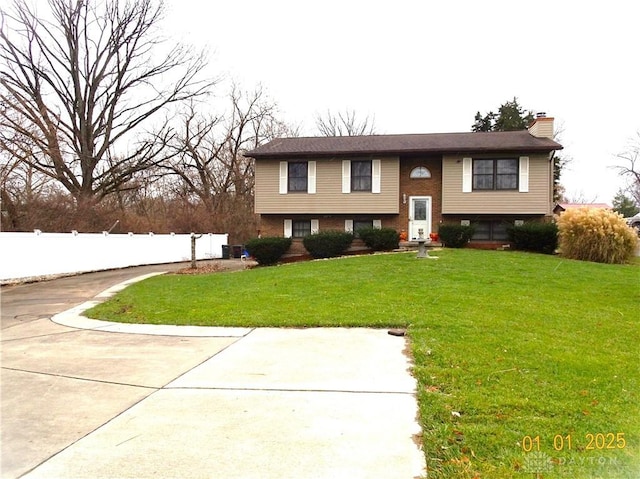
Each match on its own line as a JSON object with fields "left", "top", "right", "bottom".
{"left": 441, "top": 154, "right": 552, "bottom": 215}
{"left": 255, "top": 157, "right": 400, "bottom": 214}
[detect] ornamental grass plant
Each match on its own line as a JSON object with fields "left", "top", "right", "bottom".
{"left": 557, "top": 207, "right": 638, "bottom": 264}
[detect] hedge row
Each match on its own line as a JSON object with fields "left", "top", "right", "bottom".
{"left": 507, "top": 222, "right": 558, "bottom": 254}
{"left": 245, "top": 228, "right": 400, "bottom": 265}
{"left": 437, "top": 224, "right": 475, "bottom": 248}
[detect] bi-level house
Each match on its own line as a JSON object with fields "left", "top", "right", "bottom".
{"left": 248, "top": 115, "right": 562, "bottom": 251}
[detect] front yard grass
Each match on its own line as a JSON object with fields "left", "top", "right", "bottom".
{"left": 87, "top": 249, "right": 639, "bottom": 478}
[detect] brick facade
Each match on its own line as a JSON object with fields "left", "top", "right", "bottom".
{"left": 398, "top": 156, "right": 443, "bottom": 233}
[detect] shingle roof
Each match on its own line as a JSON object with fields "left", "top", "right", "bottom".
{"left": 248, "top": 130, "right": 562, "bottom": 158}
{"left": 556, "top": 203, "right": 612, "bottom": 210}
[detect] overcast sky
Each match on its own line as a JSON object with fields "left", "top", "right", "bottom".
{"left": 166, "top": 0, "right": 638, "bottom": 204}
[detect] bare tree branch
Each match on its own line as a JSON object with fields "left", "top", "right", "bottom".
{"left": 315, "top": 108, "right": 377, "bottom": 136}
{"left": 612, "top": 131, "right": 640, "bottom": 205}
{"left": 164, "top": 86, "right": 290, "bottom": 218}
{"left": 0, "top": 0, "right": 216, "bottom": 205}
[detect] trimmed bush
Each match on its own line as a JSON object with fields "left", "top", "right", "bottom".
{"left": 507, "top": 222, "right": 558, "bottom": 254}
{"left": 303, "top": 230, "right": 354, "bottom": 258}
{"left": 357, "top": 227, "right": 400, "bottom": 251}
{"left": 245, "top": 236, "right": 292, "bottom": 265}
{"left": 438, "top": 224, "right": 475, "bottom": 248}
{"left": 557, "top": 207, "right": 638, "bottom": 264}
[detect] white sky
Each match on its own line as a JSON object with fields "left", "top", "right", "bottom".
{"left": 166, "top": 0, "right": 639, "bottom": 204}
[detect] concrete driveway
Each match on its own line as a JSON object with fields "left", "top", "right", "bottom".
{"left": 1, "top": 262, "right": 425, "bottom": 478}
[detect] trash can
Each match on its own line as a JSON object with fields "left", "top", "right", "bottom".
{"left": 232, "top": 245, "right": 244, "bottom": 259}
{"left": 221, "top": 244, "right": 230, "bottom": 259}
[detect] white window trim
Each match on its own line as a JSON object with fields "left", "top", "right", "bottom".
{"left": 347, "top": 219, "right": 380, "bottom": 233}
{"left": 343, "top": 159, "right": 380, "bottom": 193}
{"left": 308, "top": 161, "right": 316, "bottom": 194}
{"left": 345, "top": 219, "right": 354, "bottom": 233}
{"left": 519, "top": 156, "right": 529, "bottom": 193}
{"left": 342, "top": 160, "right": 351, "bottom": 193}
{"left": 285, "top": 219, "right": 319, "bottom": 237}
{"left": 372, "top": 159, "right": 381, "bottom": 193}
{"left": 462, "top": 157, "right": 472, "bottom": 193}
{"left": 279, "top": 162, "right": 288, "bottom": 194}
{"left": 410, "top": 166, "right": 431, "bottom": 178}
{"left": 281, "top": 161, "right": 315, "bottom": 194}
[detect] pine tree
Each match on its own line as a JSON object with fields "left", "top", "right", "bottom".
{"left": 612, "top": 189, "right": 640, "bottom": 217}
{"left": 471, "top": 97, "right": 533, "bottom": 132}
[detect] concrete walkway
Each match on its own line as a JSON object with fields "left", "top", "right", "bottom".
{"left": 1, "top": 261, "right": 426, "bottom": 478}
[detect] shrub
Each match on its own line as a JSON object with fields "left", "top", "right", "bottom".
{"left": 507, "top": 222, "right": 558, "bottom": 254}
{"left": 438, "top": 224, "right": 475, "bottom": 248}
{"left": 303, "top": 230, "right": 354, "bottom": 258}
{"left": 245, "top": 237, "right": 292, "bottom": 265}
{"left": 557, "top": 207, "right": 638, "bottom": 264}
{"left": 357, "top": 227, "right": 400, "bottom": 251}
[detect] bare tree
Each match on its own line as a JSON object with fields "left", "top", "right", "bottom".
{"left": 315, "top": 109, "right": 376, "bottom": 136}
{"left": 613, "top": 132, "right": 640, "bottom": 205}
{"left": 0, "top": 114, "right": 56, "bottom": 231}
{"left": 165, "top": 85, "right": 291, "bottom": 239}
{"left": 0, "top": 0, "right": 215, "bottom": 210}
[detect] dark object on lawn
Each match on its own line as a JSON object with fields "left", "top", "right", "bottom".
{"left": 388, "top": 329, "right": 406, "bottom": 337}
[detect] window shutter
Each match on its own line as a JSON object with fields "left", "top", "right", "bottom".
{"left": 342, "top": 160, "right": 351, "bottom": 193}
{"left": 519, "top": 156, "right": 529, "bottom": 193}
{"left": 311, "top": 219, "right": 319, "bottom": 234}
{"left": 307, "top": 161, "right": 316, "bottom": 194}
{"left": 345, "top": 219, "right": 354, "bottom": 232}
{"left": 279, "top": 162, "right": 288, "bottom": 194}
{"left": 462, "top": 157, "right": 472, "bottom": 193}
{"left": 284, "top": 219, "right": 292, "bottom": 238}
{"left": 372, "top": 159, "right": 381, "bottom": 193}
{"left": 373, "top": 219, "right": 382, "bottom": 229}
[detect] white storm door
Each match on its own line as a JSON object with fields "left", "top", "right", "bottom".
{"left": 409, "top": 196, "right": 431, "bottom": 240}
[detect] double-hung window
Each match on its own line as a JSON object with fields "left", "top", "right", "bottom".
{"left": 292, "top": 220, "right": 311, "bottom": 238}
{"left": 342, "top": 159, "right": 380, "bottom": 193}
{"left": 473, "top": 158, "right": 518, "bottom": 190}
{"left": 353, "top": 220, "right": 374, "bottom": 233}
{"left": 351, "top": 160, "right": 372, "bottom": 191}
{"left": 288, "top": 162, "right": 308, "bottom": 192}
{"left": 280, "top": 161, "right": 315, "bottom": 194}
{"left": 472, "top": 221, "right": 509, "bottom": 241}
{"left": 285, "top": 219, "right": 318, "bottom": 238}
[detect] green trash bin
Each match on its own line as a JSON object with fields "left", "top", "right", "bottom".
{"left": 221, "top": 244, "right": 230, "bottom": 259}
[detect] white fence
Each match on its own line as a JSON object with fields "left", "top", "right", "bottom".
{"left": 0, "top": 231, "right": 228, "bottom": 282}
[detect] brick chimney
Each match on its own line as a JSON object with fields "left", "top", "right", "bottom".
{"left": 528, "top": 112, "right": 554, "bottom": 139}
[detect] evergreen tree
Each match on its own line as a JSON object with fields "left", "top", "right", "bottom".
{"left": 471, "top": 111, "right": 495, "bottom": 132}
{"left": 612, "top": 189, "right": 640, "bottom": 217}
{"left": 471, "top": 97, "right": 533, "bottom": 132}
{"left": 494, "top": 98, "right": 534, "bottom": 131}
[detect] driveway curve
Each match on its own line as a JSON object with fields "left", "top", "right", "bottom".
{"left": 1, "top": 260, "right": 425, "bottom": 479}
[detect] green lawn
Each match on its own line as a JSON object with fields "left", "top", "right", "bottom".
{"left": 87, "top": 249, "right": 639, "bottom": 478}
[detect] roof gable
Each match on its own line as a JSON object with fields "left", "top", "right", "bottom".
{"left": 248, "top": 130, "right": 563, "bottom": 158}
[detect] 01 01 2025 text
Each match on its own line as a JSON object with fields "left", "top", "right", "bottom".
{"left": 521, "top": 433, "right": 626, "bottom": 452}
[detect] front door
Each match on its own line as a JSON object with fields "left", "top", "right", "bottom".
{"left": 409, "top": 196, "right": 431, "bottom": 240}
